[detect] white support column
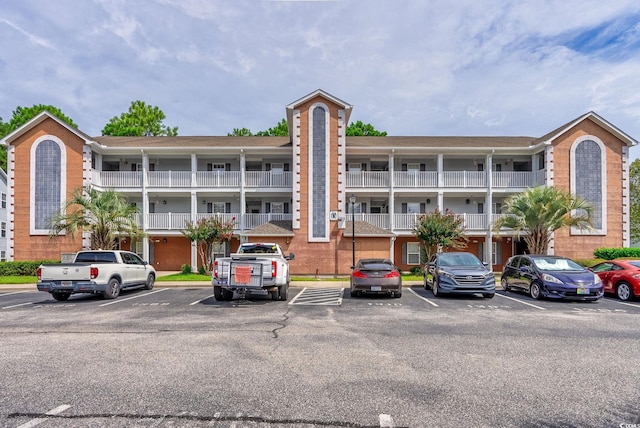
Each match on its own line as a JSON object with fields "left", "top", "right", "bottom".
{"left": 190, "top": 191, "right": 198, "bottom": 271}
{"left": 389, "top": 150, "right": 395, "bottom": 232}
{"left": 240, "top": 150, "right": 246, "bottom": 233}
{"left": 437, "top": 154, "right": 444, "bottom": 187}
{"left": 141, "top": 151, "right": 150, "bottom": 262}
{"left": 485, "top": 153, "right": 493, "bottom": 264}
{"left": 191, "top": 154, "right": 197, "bottom": 187}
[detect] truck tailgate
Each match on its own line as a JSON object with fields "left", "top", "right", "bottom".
{"left": 40, "top": 264, "right": 92, "bottom": 281}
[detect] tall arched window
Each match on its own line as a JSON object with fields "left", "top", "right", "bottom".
{"left": 308, "top": 104, "right": 329, "bottom": 241}
{"left": 30, "top": 136, "right": 66, "bottom": 234}
{"left": 571, "top": 136, "right": 606, "bottom": 234}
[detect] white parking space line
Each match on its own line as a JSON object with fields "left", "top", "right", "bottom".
{"left": 407, "top": 288, "right": 439, "bottom": 307}
{"left": 289, "top": 288, "right": 344, "bottom": 305}
{"left": 99, "top": 288, "right": 168, "bottom": 307}
{"left": 494, "top": 293, "right": 546, "bottom": 310}
{"left": 379, "top": 413, "right": 395, "bottom": 427}
{"left": 190, "top": 294, "right": 214, "bottom": 305}
{"left": 17, "top": 404, "right": 71, "bottom": 428}
{"left": 2, "top": 301, "right": 35, "bottom": 310}
{"left": 604, "top": 298, "right": 640, "bottom": 309}
{"left": 0, "top": 291, "right": 31, "bottom": 297}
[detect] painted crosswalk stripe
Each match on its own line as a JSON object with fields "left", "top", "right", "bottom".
{"left": 289, "top": 288, "right": 343, "bottom": 305}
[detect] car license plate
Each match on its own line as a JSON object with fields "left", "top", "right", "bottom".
{"left": 577, "top": 288, "right": 589, "bottom": 295}
{"left": 371, "top": 286, "right": 382, "bottom": 292}
{"left": 61, "top": 281, "right": 72, "bottom": 287}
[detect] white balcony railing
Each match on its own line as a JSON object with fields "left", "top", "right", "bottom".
{"left": 95, "top": 171, "right": 142, "bottom": 187}
{"left": 393, "top": 171, "right": 438, "bottom": 188}
{"left": 346, "top": 172, "right": 390, "bottom": 188}
{"left": 147, "top": 213, "right": 191, "bottom": 230}
{"left": 443, "top": 171, "right": 486, "bottom": 187}
{"left": 147, "top": 171, "right": 192, "bottom": 187}
{"left": 196, "top": 171, "right": 241, "bottom": 187}
{"left": 245, "top": 172, "right": 292, "bottom": 188}
{"left": 492, "top": 170, "right": 546, "bottom": 188}
{"left": 353, "top": 213, "right": 390, "bottom": 230}
{"left": 244, "top": 213, "right": 293, "bottom": 229}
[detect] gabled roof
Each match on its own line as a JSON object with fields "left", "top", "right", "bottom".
{"left": 0, "top": 111, "right": 93, "bottom": 145}
{"left": 536, "top": 111, "right": 637, "bottom": 147}
{"left": 285, "top": 89, "right": 353, "bottom": 139}
{"left": 343, "top": 221, "right": 395, "bottom": 237}
{"left": 240, "top": 220, "right": 295, "bottom": 237}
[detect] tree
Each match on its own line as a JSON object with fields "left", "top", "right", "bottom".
{"left": 0, "top": 105, "right": 77, "bottom": 172}
{"left": 49, "top": 186, "right": 145, "bottom": 250}
{"left": 227, "top": 127, "right": 253, "bottom": 137}
{"left": 255, "top": 118, "right": 288, "bottom": 136}
{"left": 413, "top": 209, "right": 468, "bottom": 262}
{"left": 346, "top": 120, "right": 387, "bottom": 136}
{"left": 102, "top": 100, "right": 178, "bottom": 136}
{"left": 630, "top": 159, "right": 640, "bottom": 243}
{"left": 182, "top": 216, "right": 237, "bottom": 274}
{"left": 493, "top": 186, "right": 593, "bottom": 255}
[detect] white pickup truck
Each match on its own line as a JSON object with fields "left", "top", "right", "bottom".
{"left": 212, "top": 243, "right": 295, "bottom": 301}
{"left": 37, "top": 250, "right": 156, "bottom": 301}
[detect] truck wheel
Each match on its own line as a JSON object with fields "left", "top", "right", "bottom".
{"left": 52, "top": 292, "right": 71, "bottom": 301}
{"left": 214, "top": 285, "right": 233, "bottom": 301}
{"left": 277, "top": 284, "right": 288, "bottom": 301}
{"left": 144, "top": 274, "right": 155, "bottom": 290}
{"left": 103, "top": 278, "right": 121, "bottom": 299}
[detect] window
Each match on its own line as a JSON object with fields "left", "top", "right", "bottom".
{"left": 571, "top": 137, "right": 606, "bottom": 234}
{"left": 30, "top": 136, "right": 66, "bottom": 235}
{"left": 0, "top": 251, "right": 5, "bottom": 262}
{"left": 406, "top": 202, "right": 421, "bottom": 214}
{"left": 348, "top": 163, "right": 362, "bottom": 173}
{"left": 406, "top": 242, "right": 421, "bottom": 265}
{"left": 1, "top": 193, "right": 5, "bottom": 209}
{"left": 1, "top": 222, "right": 5, "bottom": 238}
{"left": 270, "top": 202, "right": 284, "bottom": 214}
{"left": 309, "top": 104, "right": 329, "bottom": 241}
{"left": 406, "top": 163, "right": 420, "bottom": 173}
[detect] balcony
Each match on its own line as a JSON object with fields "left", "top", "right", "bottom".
{"left": 245, "top": 171, "right": 292, "bottom": 188}
{"left": 244, "top": 213, "right": 293, "bottom": 229}
{"left": 345, "top": 170, "right": 546, "bottom": 189}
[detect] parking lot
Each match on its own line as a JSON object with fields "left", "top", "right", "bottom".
{"left": 2, "top": 284, "right": 639, "bottom": 427}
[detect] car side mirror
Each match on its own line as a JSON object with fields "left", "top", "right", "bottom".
{"left": 288, "top": 253, "right": 295, "bottom": 261}
{"left": 520, "top": 265, "right": 531, "bottom": 273}
{"left": 482, "top": 262, "right": 489, "bottom": 266}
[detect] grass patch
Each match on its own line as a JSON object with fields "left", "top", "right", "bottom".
{"left": 156, "top": 273, "right": 210, "bottom": 282}
{"left": 0, "top": 276, "right": 38, "bottom": 284}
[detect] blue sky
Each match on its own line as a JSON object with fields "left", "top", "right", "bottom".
{"left": 1, "top": 0, "right": 640, "bottom": 160}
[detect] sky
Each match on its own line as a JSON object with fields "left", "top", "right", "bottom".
{"left": 1, "top": 0, "right": 640, "bottom": 160}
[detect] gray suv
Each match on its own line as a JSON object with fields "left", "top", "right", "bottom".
{"left": 424, "top": 252, "right": 495, "bottom": 298}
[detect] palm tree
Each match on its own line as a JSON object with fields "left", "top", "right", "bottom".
{"left": 49, "top": 186, "right": 144, "bottom": 249}
{"left": 493, "top": 186, "right": 593, "bottom": 255}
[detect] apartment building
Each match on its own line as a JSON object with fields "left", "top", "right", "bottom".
{"left": 0, "top": 89, "right": 635, "bottom": 274}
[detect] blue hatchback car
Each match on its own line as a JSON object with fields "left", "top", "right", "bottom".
{"left": 501, "top": 255, "right": 604, "bottom": 301}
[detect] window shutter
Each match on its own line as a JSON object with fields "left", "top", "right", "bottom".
{"left": 225, "top": 163, "right": 231, "bottom": 171}
{"left": 131, "top": 163, "right": 137, "bottom": 172}
{"left": 478, "top": 203, "right": 484, "bottom": 214}
{"left": 402, "top": 164, "right": 407, "bottom": 172}
{"left": 284, "top": 163, "right": 290, "bottom": 171}
{"left": 225, "top": 202, "right": 231, "bottom": 213}
{"left": 284, "top": 202, "right": 289, "bottom": 214}
{"left": 207, "top": 203, "right": 213, "bottom": 214}
{"left": 402, "top": 242, "right": 407, "bottom": 264}
{"left": 420, "top": 203, "right": 426, "bottom": 213}
{"left": 402, "top": 203, "right": 407, "bottom": 214}
{"left": 265, "top": 202, "right": 271, "bottom": 213}
{"left": 420, "top": 164, "right": 426, "bottom": 171}
{"left": 361, "top": 203, "right": 367, "bottom": 213}
{"left": 207, "top": 163, "right": 213, "bottom": 171}
{"left": 265, "top": 163, "right": 271, "bottom": 171}
{"left": 149, "top": 163, "right": 155, "bottom": 171}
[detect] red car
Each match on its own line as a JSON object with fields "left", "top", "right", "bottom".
{"left": 590, "top": 260, "right": 640, "bottom": 301}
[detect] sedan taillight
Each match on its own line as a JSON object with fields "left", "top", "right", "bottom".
{"left": 352, "top": 271, "right": 368, "bottom": 278}
{"left": 384, "top": 271, "right": 400, "bottom": 278}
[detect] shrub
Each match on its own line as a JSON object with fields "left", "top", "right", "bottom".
{"left": 593, "top": 247, "right": 640, "bottom": 260}
{"left": 198, "top": 265, "right": 206, "bottom": 275}
{"left": 0, "top": 260, "right": 59, "bottom": 276}
{"left": 180, "top": 264, "right": 192, "bottom": 274}
{"left": 410, "top": 266, "right": 423, "bottom": 275}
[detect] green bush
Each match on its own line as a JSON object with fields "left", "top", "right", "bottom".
{"left": 198, "top": 265, "right": 206, "bottom": 275}
{"left": 0, "top": 260, "right": 59, "bottom": 276}
{"left": 573, "top": 258, "right": 606, "bottom": 268}
{"left": 180, "top": 264, "right": 192, "bottom": 274}
{"left": 593, "top": 247, "right": 640, "bottom": 260}
{"left": 410, "top": 266, "right": 423, "bottom": 275}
